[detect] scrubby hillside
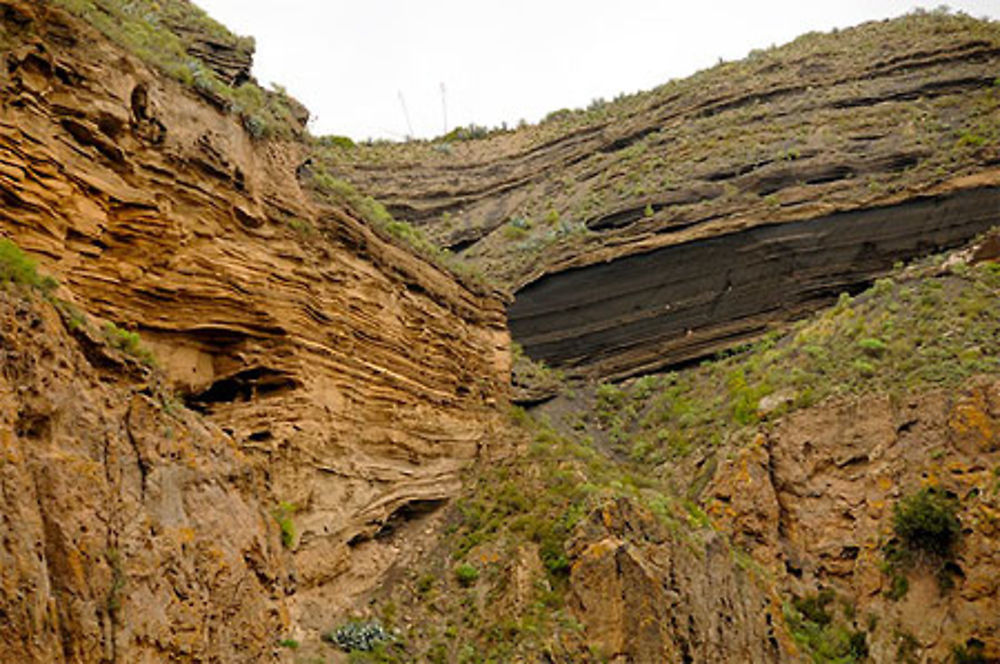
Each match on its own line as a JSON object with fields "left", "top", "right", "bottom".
{"left": 347, "top": 236, "right": 1000, "bottom": 663}
{"left": 318, "top": 10, "right": 1000, "bottom": 378}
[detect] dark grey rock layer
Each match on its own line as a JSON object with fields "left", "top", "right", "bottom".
{"left": 510, "top": 186, "right": 1000, "bottom": 379}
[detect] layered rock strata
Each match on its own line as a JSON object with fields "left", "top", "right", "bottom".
{"left": 320, "top": 12, "right": 1000, "bottom": 377}
{"left": 510, "top": 184, "right": 1000, "bottom": 378}
{"left": 0, "top": 0, "right": 509, "bottom": 655}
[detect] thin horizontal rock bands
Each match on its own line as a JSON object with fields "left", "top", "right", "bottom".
{"left": 509, "top": 186, "right": 1000, "bottom": 378}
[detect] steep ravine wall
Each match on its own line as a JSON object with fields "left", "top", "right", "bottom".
{"left": 0, "top": 291, "right": 289, "bottom": 662}
{"left": 707, "top": 377, "right": 1000, "bottom": 661}
{"left": 510, "top": 184, "right": 1000, "bottom": 379}
{"left": 0, "top": 1, "right": 509, "bottom": 658}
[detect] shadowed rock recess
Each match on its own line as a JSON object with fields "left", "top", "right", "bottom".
{"left": 3, "top": 1, "right": 1000, "bottom": 662}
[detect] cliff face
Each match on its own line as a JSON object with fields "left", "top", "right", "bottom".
{"left": 362, "top": 243, "right": 1000, "bottom": 662}
{"left": 0, "top": 1, "right": 509, "bottom": 657}
{"left": 562, "top": 377, "right": 1000, "bottom": 662}
{"left": 565, "top": 499, "right": 791, "bottom": 663}
{"left": 320, "top": 12, "right": 1000, "bottom": 378}
{"left": 707, "top": 378, "right": 1000, "bottom": 662}
{"left": 510, "top": 184, "right": 1000, "bottom": 378}
{"left": 0, "top": 290, "right": 287, "bottom": 662}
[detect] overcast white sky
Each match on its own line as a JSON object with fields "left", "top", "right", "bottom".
{"left": 194, "top": 1, "right": 999, "bottom": 141}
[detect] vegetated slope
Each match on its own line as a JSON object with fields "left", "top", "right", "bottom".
{"left": 0, "top": 1, "right": 510, "bottom": 659}
{"left": 317, "top": 10, "right": 1000, "bottom": 379}
{"left": 353, "top": 237, "right": 1000, "bottom": 663}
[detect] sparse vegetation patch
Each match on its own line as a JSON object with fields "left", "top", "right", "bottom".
{"left": 0, "top": 239, "right": 58, "bottom": 294}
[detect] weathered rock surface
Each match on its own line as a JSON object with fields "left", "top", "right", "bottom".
{"left": 707, "top": 378, "right": 1000, "bottom": 661}
{"left": 0, "top": 0, "right": 509, "bottom": 655}
{"left": 567, "top": 498, "right": 792, "bottom": 663}
{"left": 0, "top": 290, "right": 289, "bottom": 662}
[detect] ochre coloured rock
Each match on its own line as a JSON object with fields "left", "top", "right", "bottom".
{"left": 707, "top": 380, "right": 1000, "bottom": 661}
{"left": 0, "top": 1, "right": 509, "bottom": 657}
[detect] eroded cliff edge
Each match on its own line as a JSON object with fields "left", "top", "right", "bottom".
{"left": 0, "top": 1, "right": 509, "bottom": 659}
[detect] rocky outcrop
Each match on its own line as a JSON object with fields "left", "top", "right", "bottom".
{"left": 707, "top": 378, "right": 1000, "bottom": 662}
{"left": 567, "top": 498, "right": 792, "bottom": 663}
{"left": 319, "top": 12, "right": 1000, "bottom": 378}
{"left": 0, "top": 290, "right": 289, "bottom": 663}
{"left": 509, "top": 183, "right": 1000, "bottom": 379}
{"left": 0, "top": 1, "right": 509, "bottom": 656}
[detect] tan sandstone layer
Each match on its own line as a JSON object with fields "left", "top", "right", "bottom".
{"left": 0, "top": 1, "right": 509, "bottom": 657}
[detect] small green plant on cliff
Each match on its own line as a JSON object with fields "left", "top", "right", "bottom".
{"left": 102, "top": 322, "right": 156, "bottom": 366}
{"left": 453, "top": 563, "right": 479, "bottom": 587}
{"left": 440, "top": 123, "right": 491, "bottom": 142}
{"left": 105, "top": 547, "right": 126, "bottom": 623}
{"left": 316, "top": 134, "right": 357, "bottom": 150}
{"left": 273, "top": 501, "right": 297, "bottom": 549}
{"left": 893, "top": 487, "right": 961, "bottom": 558}
{"left": 502, "top": 217, "right": 531, "bottom": 240}
{"left": 511, "top": 341, "right": 564, "bottom": 396}
{"left": 323, "top": 619, "right": 393, "bottom": 653}
{"left": 883, "top": 487, "right": 961, "bottom": 595}
{"left": 953, "top": 639, "right": 988, "bottom": 664}
{"left": 784, "top": 592, "right": 869, "bottom": 663}
{"left": 0, "top": 239, "right": 58, "bottom": 295}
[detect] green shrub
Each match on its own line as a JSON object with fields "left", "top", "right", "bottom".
{"left": 0, "top": 239, "right": 58, "bottom": 294}
{"left": 273, "top": 501, "right": 297, "bottom": 549}
{"left": 894, "top": 630, "right": 920, "bottom": 662}
{"left": 415, "top": 574, "right": 435, "bottom": 595}
{"left": 883, "top": 487, "right": 961, "bottom": 596}
{"left": 892, "top": 487, "right": 960, "bottom": 559}
{"left": 884, "top": 572, "right": 909, "bottom": 600}
{"left": 852, "top": 359, "right": 876, "bottom": 377}
{"left": 324, "top": 619, "right": 392, "bottom": 652}
{"left": 953, "top": 639, "right": 987, "bottom": 664}
{"left": 318, "top": 134, "right": 357, "bottom": 150}
{"left": 454, "top": 563, "right": 479, "bottom": 587}
{"left": 440, "top": 124, "right": 490, "bottom": 142}
{"left": 857, "top": 337, "right": 887, "bottom": 356}
{"left": 784, "top": 595, "right": 868, "bottom": 664}
{"left": 102, "top": 322, "right": 156, "bottom": 366}
{"left": 277, "top": 638, "right": 299, "bottom": 649}
{"left": 792, "top": 589, "right": 835, "bottom": 627}
{"left": 503, "top": 218, "right": 531, "bottom": 240}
